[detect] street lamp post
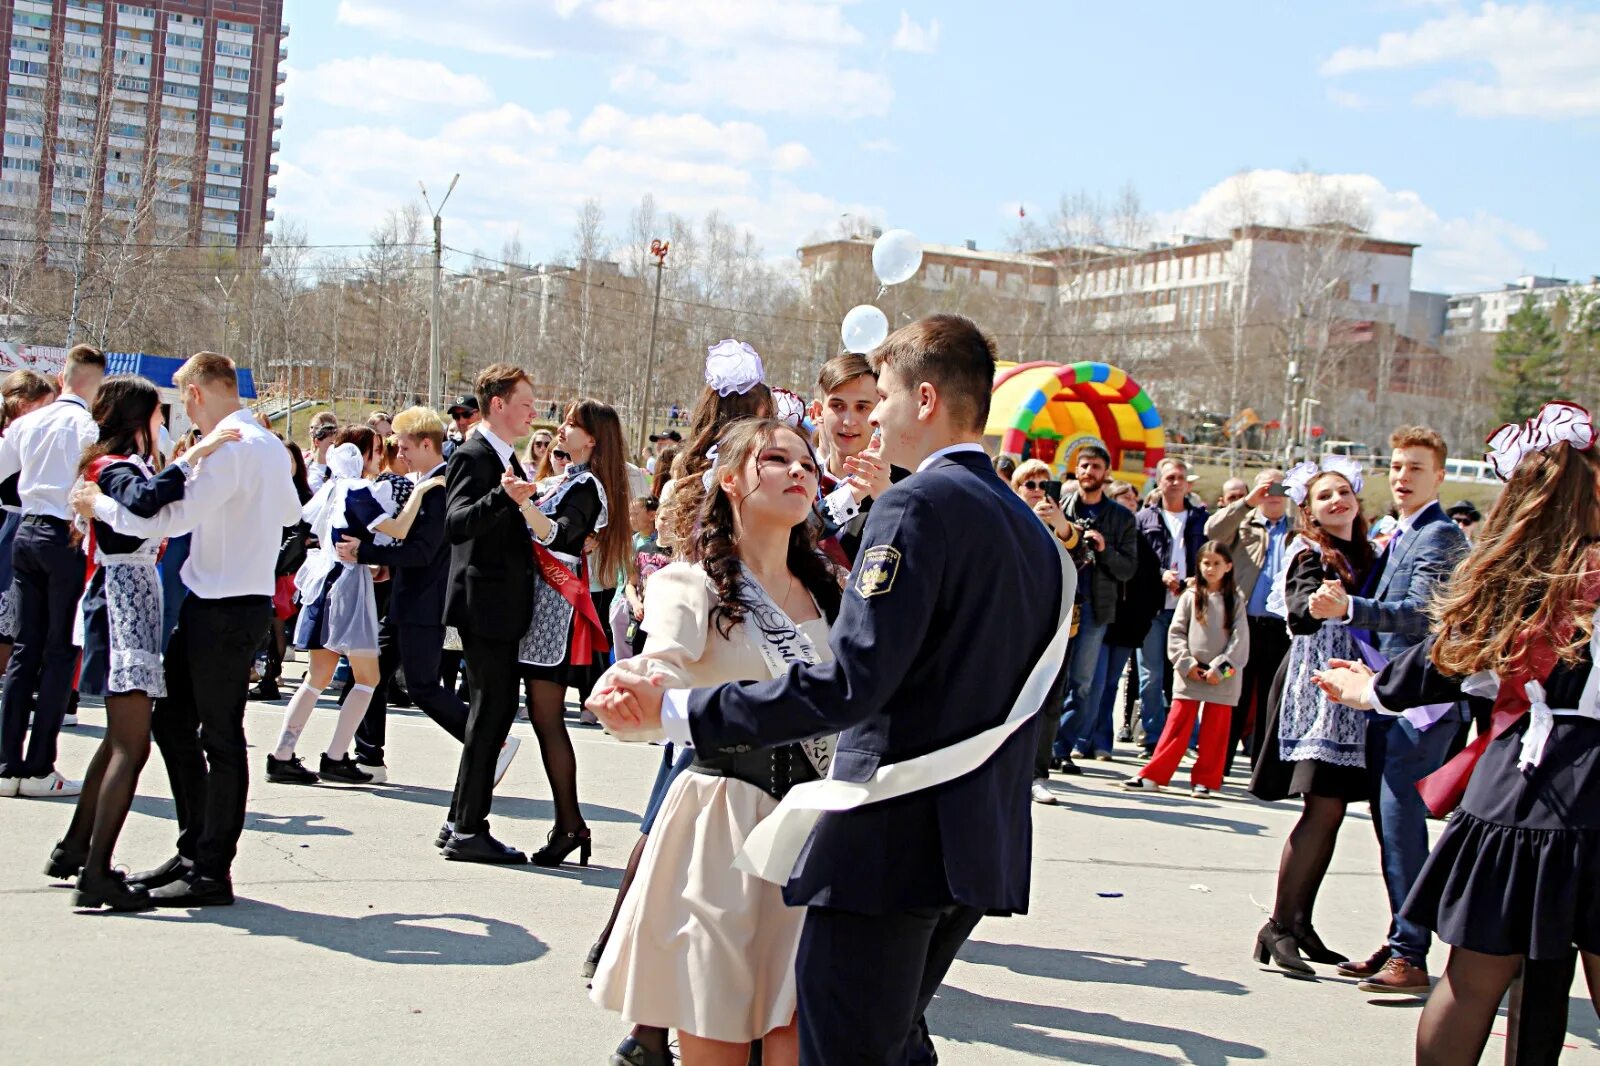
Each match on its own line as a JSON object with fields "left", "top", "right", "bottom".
{"left": 419, "top": 174, "right": 460, "bottom": 411}
{"left": 634, "top": 239, "right": 670, "bottom": 457}
{"left": 213, "top": 275, "right": 234, "bottom": 355}
{"left": 1299, "top": 397, "right": 1321, "bottom": 464}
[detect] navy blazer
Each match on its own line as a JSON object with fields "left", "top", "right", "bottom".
{"left": 684, "top": 448, "right": 1067, "bottom": 916}
{"left": 1136, "top": 502, "right": 1209, "bottom": 592}
{"left": 443, "top": 433, "right": 535, "bottom": 641}
{"left": 358, "top": 464, "right": 449, "bottom": 629}
{"left": 1348, "top": 500, "right": 1468, "bottom": 657}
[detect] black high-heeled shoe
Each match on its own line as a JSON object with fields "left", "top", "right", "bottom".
{"left": 531, "top": 826, "right": 591, "bottom": 868}
{"left": 1254, "top": 919, "right": 1315, "bottom": 977}
{"left": 1292, "top": 923, "right": 1349, "bottom": 965}
{"left": 73, "top": 870, "right": 154, "bottom": 912}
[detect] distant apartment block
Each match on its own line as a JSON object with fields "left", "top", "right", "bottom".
{"left": 0, "top": 0, "right": 286, "bottom": 254}
{"left": 1444, "top": 275, "right": 1600, "bottom": 341}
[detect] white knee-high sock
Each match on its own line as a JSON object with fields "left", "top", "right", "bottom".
{"left": 273, "top": 683, "right": 324, "bottom": 760}
{"left": 325, "top": 684, "right": 375, "bottom": 761}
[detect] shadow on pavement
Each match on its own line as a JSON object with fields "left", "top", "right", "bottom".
{"left": 1050, "top": 796, "right": 1265, "bottom": 836}
{"left": 363, "top": 782, "right": 640, "bottom": 825}
{"left": 130, "top": 795, "right": 354, "bottom": 837}
{"left": 930, "top": 983, "right": 1264, "bottom": 1064}
{"left": 175, "top": 901, "right": 547, "bottom": 966}
{"left": 959, "top": 940, "right": 1247, "bottom": 996}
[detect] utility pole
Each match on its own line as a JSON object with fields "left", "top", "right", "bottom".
{"left": 419, "top": 174, "right": 459, "bottom": 411}
{"left": 634, "top": 239, "right": 670, "bottom": 457}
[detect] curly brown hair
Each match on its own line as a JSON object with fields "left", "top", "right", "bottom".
{"left": 1431, "top": 443, "right": 1600, "bottom": 677}
{"left": 684, "top": 418, "right": 840, "bottom": 637}
{"left": 658, "top": 381, "right": 773, "bottom": 547}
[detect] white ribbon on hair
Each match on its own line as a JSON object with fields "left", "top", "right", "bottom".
{"left": 705, "top": 339, "right": 766, "bottom": 397}
{"left": 1486, "top": 401, "right": 1595, "bottom": 481}
{"left": 1282, "top": 454, "right": 1366, "bottom": 506}
{"left": 700, "top": 445, "right": 721, "bottom": 492}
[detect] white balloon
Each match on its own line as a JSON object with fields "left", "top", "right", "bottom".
{"left": 841, "top": 304, "right": 889, "bottom": 354}
{"left": 872, "top": 228, "right": 923, "bottom": 286}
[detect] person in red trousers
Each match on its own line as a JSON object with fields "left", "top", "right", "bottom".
{"left": 1125, "top": 541, "right": 1251, "bottom": 796}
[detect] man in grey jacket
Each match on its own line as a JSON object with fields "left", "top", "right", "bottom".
{"left": 1052, "top": 446, "right": 1139, "bottom": 766}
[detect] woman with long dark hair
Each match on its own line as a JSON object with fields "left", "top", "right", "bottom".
{"left": 512, "top": 398, "right": 631, "bottom": 865}
{"left": 1317, "top": 404, "right": 1600, "bottom": 1064}
{"left": 590, "top": 417, "right": 840, "bottom": 1066}
{"left": 43, "top": 376, "right": 238, "bottom": 910}
{"left": 0, "top": 370, "right": 58, "bottom": 678}
{"left": 1248, "top": 457, "right": 1377, "bottom": 975}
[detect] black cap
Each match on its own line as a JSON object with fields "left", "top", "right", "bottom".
{"left": 649, "top": 429, "right": 682, "bottom": 443}
{"left": 447, "top": 394, "right": 479, "bottom": 416}
{"left": 1447, "top": 500, "right": 1482, "bottom": 522}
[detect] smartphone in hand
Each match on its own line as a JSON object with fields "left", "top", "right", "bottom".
{"left": 1043, "top": 480, "right": 1064, "bottom": 503}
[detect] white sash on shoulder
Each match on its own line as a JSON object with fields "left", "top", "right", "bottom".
{"left": 734, "top": 540, "right": 1078, "bottom": 885}
{"left": 738, "top": 564, "right": 834, "bottom": 776}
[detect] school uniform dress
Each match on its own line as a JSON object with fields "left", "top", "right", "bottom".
{"left": 1250, "top": 536, "right": 1376, "bottom": 802}
{"left": 1373, "top": 625, "right": 1600, "bottom": 960}
{"left": 592, "top": 562, "right": 833, "bottom": 1042}
{"left": 75, "top": 457, "right": 190, "bottom": 697}
{"left": 518, "top": 466, "right": 606, "bottom": 684}
{"left": 293, "top": 478, "right": 388, "bottom": 657}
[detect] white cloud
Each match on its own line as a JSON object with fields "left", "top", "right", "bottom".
{"left": 1155, "top": 168, "right": 1547, "bottom": 291}
{"left": 892, "top": 11, "right": 941, "bottom": 54}
{"left": 335, "top": 0, "right": 555, "bottom": 59}
{"left": 611, "top": 51, "right": 892, "bottom": 119}
{"left": 588, "top": 0, "right": 865, "bottom": 49}
{"left": 576, "top": 105, "right": 812, "bottom": 170}
{"left": 290, "top": 56, "right": 496, "bottom": 114}
{"left": 1322, "top": 2, "right": 1600, "bottom": 118}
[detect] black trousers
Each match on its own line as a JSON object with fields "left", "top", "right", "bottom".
{"left": 796, "top": 903, "right": 983, "bottom": 1065}
{"left": 354, "top": 619, "right": 469, "bottom": 765}
{"left": 0, "top": 516, "right": 84, "bottom": 778}
{"left": 1229, "top": 615, "right": 1291, "bottom": 775}
{"left": 448, "top": 632, "right": 520, "bottom": 835}
{"left": 152, "top": 594, "right": 272, "bottom": 880}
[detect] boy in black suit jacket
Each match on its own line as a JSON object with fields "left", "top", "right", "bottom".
{"left": 591, "top": 315, "right": 1075, "bottom": 1063}
{"left": 439, "top": 364, "right": 539, "bottom": 864}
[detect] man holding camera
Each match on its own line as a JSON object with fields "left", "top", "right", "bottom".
{"left": 1048, "top": 446, "right": 1138, "bottom": 770}
{"left": 1204, "top": 468, "right": 1293, "bottom": 772}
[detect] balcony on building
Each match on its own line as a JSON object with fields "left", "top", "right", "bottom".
{"left": 280, "top": 23, "right": 290, "bottom": 38}
{"left": 267, "top": 185, "right": 277, "bottom": 198}
{"left": 265, "top": 208, "right": 276, "bottom": 222}
{"left": 279, "top": 47, "right": 288, "bottom": 62}
{"left": 272, "top": 115, "right": 283, "bottom": 130}
{"left": 268, "top": 163, "right": 279, "bottom": 175}
{"left": 271, "top": 139, "right": 281, "bottom": 153}
{"left": 275, "top": 69, "right": 286, "bottom": 85}
{"left": 274, "top": 93, "right": 285, "bottom": 109}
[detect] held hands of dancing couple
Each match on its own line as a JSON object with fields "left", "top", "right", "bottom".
{"left": 1312, "top": 658, "right": 1377, "bottom": 710}
{"left": 68, "top": 423, "right": 244, "bottom": 518}
{"left": 588, "top": 660, "right": 666, "bottom": 739}
{"left": 1308, "top": 578, "right": 1351, "bottom": 620}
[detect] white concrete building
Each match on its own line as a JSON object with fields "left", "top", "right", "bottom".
{"left": 1443, "top": 275, "right": 1600, "bottom": 340}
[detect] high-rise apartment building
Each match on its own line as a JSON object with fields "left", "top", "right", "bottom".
{"left": 0, "top": 0, "right": 286, "bottom": 254}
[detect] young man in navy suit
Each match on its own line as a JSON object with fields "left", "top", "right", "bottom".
{"left": 591, "top": 314, "right": 1073, "bottom": 1064}
{"left": 1310, "top": 426, "right": 1468, "bottom": 994}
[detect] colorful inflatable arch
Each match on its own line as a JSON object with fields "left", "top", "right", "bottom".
{"left": 986, "top": 361, "right": 1165, "bottom": 483}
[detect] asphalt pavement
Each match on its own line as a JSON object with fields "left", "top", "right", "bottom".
{"left": 2, "top": 682, "right": 1596, "bottom": 1065}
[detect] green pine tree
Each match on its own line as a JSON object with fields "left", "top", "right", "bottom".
{"left": 1492, "top": 296, "right": 1565, "bottom": 425}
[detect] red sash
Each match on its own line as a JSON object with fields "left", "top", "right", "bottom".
{"left": 532, "top": 542, "right": 609, "bottom": 663}
{"left": 1416, "top": 571, "right": 1600, "bottom": 816}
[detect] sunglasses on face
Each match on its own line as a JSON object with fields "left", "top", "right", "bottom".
{"left": 552, "top": 449, "right": 570, "bottom": 461}
{"left": 532, "top": 439, "right": 551, "bottom": 448}
{"left": 1021, "top": 480, "right": 1048, "bottom": 491}
{"left": 1453, "top": 516, "right": 1474, "bottom": 526}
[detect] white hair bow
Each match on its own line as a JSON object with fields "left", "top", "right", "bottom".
{"left": 771, "top": 387, "right": 811, "bottom": 431}
{"left": 1282, "top": 455, "right": 1365, "bottom": 506}
{"left": 705, "top": 339, "right": 766, "bottom": 397}
{"left": 1486, "top": 401, "right": 1595, "bottom": 481}
{"left": 700, "top": 445, "right": 721, "bottom": 492}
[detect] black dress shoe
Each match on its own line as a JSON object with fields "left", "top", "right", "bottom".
{"left": 1055, "top": 754, "right": 1083, "bottom": 776}
{"left": 610, "top": 1036, "right": 673, "bottom": 1066}
{"left": 74, "top": 871, "right": 154, "bottom": 912}
{"left": 150, "top": 874, "right": 234, "bottom": 907}
{"left": 249, "top": 679, "right": 282, "bottom": 701}
{"left": 582, "top": 941, "right": 604, "bottom": 980}
{"left": 127, "top": 854, "right": 190, "bottom": 891}
{"left": 442, "top": 831, "right": 527, "bottom": 864}
{"left": 44, "top": 840, "right": 86, "bottom": 881}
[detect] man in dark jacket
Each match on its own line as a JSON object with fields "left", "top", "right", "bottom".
{"left": 1133, "top": 457, "right": 1208, "bottom": 754}
{"left": 1050, "top": 446, "right": 1138, "bottom": 767}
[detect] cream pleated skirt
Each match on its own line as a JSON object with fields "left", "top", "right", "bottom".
{"left": 591, "top": 771, "right": 802, "bottom": 1042}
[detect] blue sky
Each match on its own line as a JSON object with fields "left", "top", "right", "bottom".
{"left": 275, "top": 1, "right": 1600, "bottom": 292}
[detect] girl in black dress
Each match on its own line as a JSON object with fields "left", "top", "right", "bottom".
{"left": 515, "top": 399, "right": 632, "bottom": 866}
{"left": 1318, "top": 406, "right": 1600, "bottom": 1064}
{"left": 1249, "top": 460, "right": 1377, "bottom": 975}
{"left": 45, "top": 376, "right": 238, "bottom": 910}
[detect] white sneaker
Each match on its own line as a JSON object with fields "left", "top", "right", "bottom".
{"left": 62, "top": 713, "right": 77, "bottom": 727}
{"left": 20, "top": 771, "right": 81, "bottom": 797}
{"left": 0, "top": 776, "right": 19, "bottom": 797}
{"left": 1191, "top": 784, "right": 1213, "bottom": 797}
{"left": 1030, "top": 779, "right": 1058, "bottom": 805}
{"left": 357, "top": 762, "right": 388, "bottom": 784}
{"left": 493, "top": 736, "right": 521, "bottom": 787}
{"left": 1121, "top": 776, "right": 1161, "bottom": 791}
